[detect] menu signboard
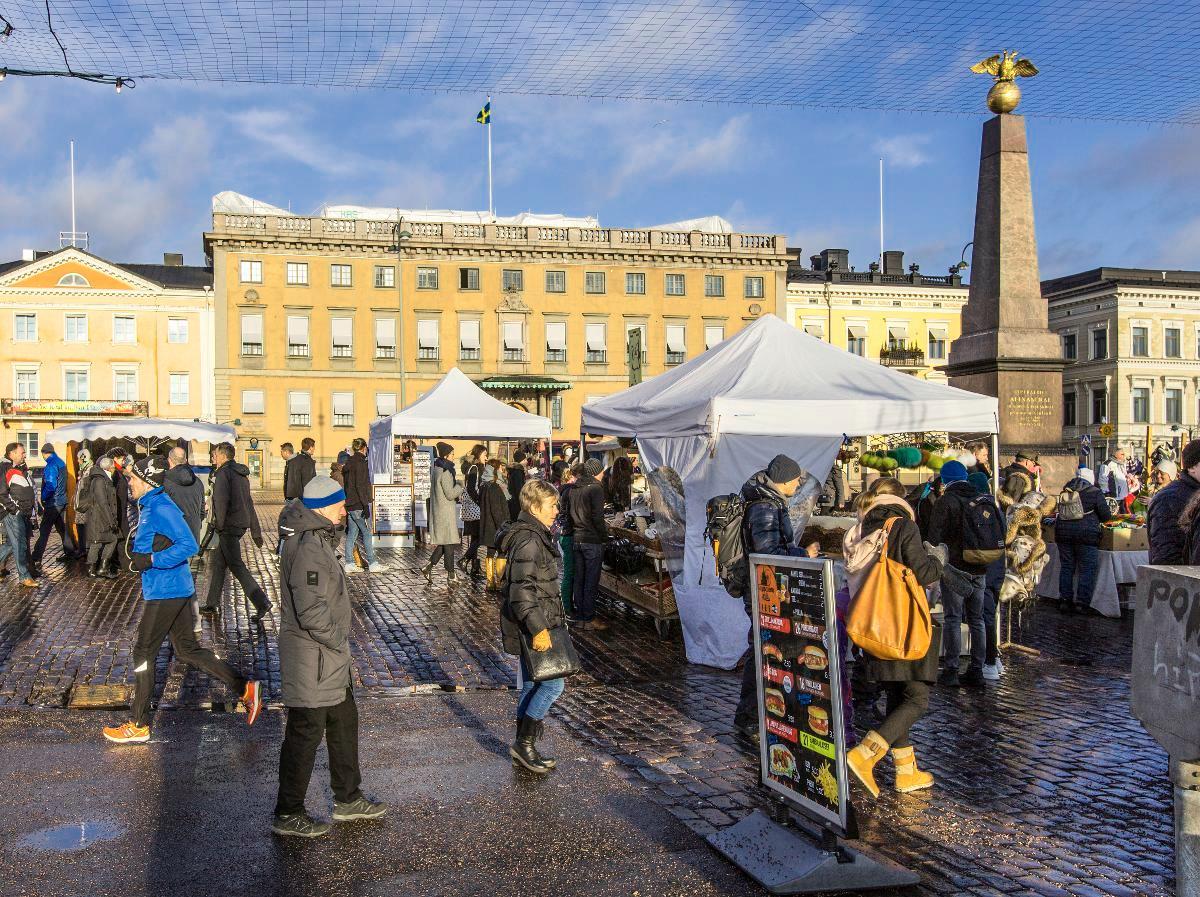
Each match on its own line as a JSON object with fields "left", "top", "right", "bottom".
{"left": 373, "top": 484, "right": 415, "bottom": 535}
{"left": 749, "top": 554, "right": 851, "bottom": 836}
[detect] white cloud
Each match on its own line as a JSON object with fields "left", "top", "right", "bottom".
{"left": 875, "top": 134, "right": 933, "bottom": 168}
{"left": 228, "top": 107, "right": 370, "bottom": 177}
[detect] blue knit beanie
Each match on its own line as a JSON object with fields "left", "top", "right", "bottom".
{"left": 302, "top": 475, "right": 346, "bottom": 509}
{"left": 940, "top": 460, "right": 969, "bottom": 484}
{"left": 967, "top": 471, "right": 991, "bottom": 495}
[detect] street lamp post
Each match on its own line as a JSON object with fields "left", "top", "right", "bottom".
{"left": 393, "top": 212, "right": 412, "bottom": 408}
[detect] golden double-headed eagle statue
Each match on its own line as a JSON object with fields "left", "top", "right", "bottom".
{"left": 971, "top": 50, "right": 1039, "bottom": 114}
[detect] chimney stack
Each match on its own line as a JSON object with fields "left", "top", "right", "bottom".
{"left": 819, "top": 249, "right": 849, "bottom": 272}
{"left": 883, "top": 250, "right": 905, "bottom": 276}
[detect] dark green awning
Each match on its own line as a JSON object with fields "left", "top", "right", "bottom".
{"left": 477, "top": 376, "right": 571, "bottom": 392}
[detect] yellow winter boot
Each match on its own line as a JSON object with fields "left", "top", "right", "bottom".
{"left": 892, "top": 745, "right": 934, "bottom": 793}
{"left": 845, "top": 730, "right": 889, "bottom": 798}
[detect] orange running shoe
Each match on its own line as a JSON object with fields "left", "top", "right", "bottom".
{"left": 242, "top": 680, "right": 263, "bottom": 726}
{"left": 103, "top": 722, "right": 150, "bottom": 744}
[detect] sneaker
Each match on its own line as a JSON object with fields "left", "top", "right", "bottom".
{"left": 344, "top": 563, "right": 359, "bottom": 573}
{"left": 242, "top": 680, "right": 263, "bottom": 726}
{"left": 103, "top": 721, "right": 150, "bottom": 744}
{"left": 982, "top": 659, "right": 1004, "bottom": 681}
{"left": 367, "top": 562, "right": 386, "bottom": 573}
{"left": 331, "top": 796, "right": 388, "bottom": 822}
{"left": 20, "top": 578, "right": 37, "bottom": 588}
{"left": 588, "top": 617, "right": 610, "bottom": 632}
{"left": 272, "top": 813, "right": 331, "bottom": 838}
{"left": 960, "top": 668, "right": 986, "bottom": 688}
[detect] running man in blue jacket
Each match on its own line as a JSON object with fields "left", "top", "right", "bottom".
{"left": 103, "top": 456, "right": 263, "bottom": 744}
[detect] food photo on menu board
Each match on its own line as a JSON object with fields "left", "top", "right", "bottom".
{"left": 755, "top": 560, "right": 843, "bottom": 821}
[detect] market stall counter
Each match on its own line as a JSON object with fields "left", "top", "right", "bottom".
{"left": 1036, "top": 514, "right": 1147, "bottom": 617}
{"left": 600, "top": 521, "right": 679, "bottom": 638}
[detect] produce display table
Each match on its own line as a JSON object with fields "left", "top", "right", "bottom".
{"left": 1036, "top": 543, "right": 1147, "bottom": 618}
{"left": 600, "top": 525, "right": 679, "bottom": 638}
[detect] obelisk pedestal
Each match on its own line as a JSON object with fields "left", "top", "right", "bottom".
{"left": 944, "top": 113, "right": 1072, "bottom": 488}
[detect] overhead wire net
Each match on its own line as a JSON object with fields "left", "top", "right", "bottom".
{"left": 1, "top": 0, "right": 1197, "bottom": 123}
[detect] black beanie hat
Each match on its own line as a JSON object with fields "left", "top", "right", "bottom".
{"left": 767, "top": 454, "right": 803, "bottom": 484}
{"left": 436, "top": 441, "right": 453, "bottom": 459}
{"left": 1183, "top": 440, "right": 1200, "bottom": 472}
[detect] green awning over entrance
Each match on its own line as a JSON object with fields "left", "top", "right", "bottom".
{"left": 477, "top": 376, "right": 571, "bottom": 392}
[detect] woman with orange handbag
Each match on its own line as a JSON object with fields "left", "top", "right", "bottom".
{"left": 841, "top": 478, "right": 944, "bottom": 798}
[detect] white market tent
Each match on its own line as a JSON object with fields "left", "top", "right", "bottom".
{"left": 47, "top": 418, "right": 235, "bottom": 446}
{"left": 368, "top": 368, "right": 552, "bottom": 478}
{"left": 581, "top": 314, "right": 999, "bottom": 669}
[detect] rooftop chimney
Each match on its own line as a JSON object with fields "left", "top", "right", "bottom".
{"left": 21, "top": 248, "right": 35, "bottom": 262}
{"left": 819, "top": 248, "right": 849, "bottom": 272}
{"left": 883, "top": 250, "right": 905, "bottom": 276}
{"left": 163, "top": 252, "right": 184, "bottom": 267}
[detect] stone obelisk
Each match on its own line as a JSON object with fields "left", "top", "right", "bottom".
{"left": 945, "top": 52, "right": 1071, "bottom": 487}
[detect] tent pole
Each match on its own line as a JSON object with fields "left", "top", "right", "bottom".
{"left": 990, "top": 432, "right": 1000, "bottom": 500}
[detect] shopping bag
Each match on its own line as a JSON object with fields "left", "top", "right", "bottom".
{"left": 845, "top": 517, "right": 932, "bottom": 661}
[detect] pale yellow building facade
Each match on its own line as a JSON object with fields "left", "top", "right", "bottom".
{"left": 204, "top": 210, "right": 789, "bottom": 485}
{"left": 0, "top": 247, "right": 215, "bottom": 458}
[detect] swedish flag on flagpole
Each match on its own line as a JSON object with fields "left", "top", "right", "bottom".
{"left": 478, "top": 97, "right": 494, "bottom": 215}
{"left": 476, "top": 101, "right": 491, "bottom": 124}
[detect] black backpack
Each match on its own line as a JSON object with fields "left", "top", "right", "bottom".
{"left": 960, "top": 492, "right": 1006, "bottom": 565}
{"left": 704, "top": 493, "right": 751, "bottom": 598}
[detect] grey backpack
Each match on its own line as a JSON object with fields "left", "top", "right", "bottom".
{"left": 1056, "top": 488, "right": 1086, "bottom": 522}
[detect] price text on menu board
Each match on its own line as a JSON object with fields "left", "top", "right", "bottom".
{"left": 750, "top": 554, "right": 851, "bottom": 836}
{"left": 373, "top": 484, "right": 415, "bottom": 534}
{"left": 412, "top": 446, "right": 435, "bottom": 501}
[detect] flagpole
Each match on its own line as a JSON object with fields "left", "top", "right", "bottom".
{"left": 486, "top": 94, "right": 494, "bottom": 218}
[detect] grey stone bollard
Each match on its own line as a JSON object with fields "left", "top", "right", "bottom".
{"left": 1132, "top": 566, "right": 1200, "bottom": 897}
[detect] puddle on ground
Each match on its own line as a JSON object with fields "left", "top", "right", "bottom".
{"left": 15, "top": 820, "right": 124, "bottom": 853}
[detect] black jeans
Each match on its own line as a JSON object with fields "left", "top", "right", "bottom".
{"left": 429, "top": 544, "right": 457, "bottom": 572}
{"left": 87, "top": 538, "right": 118, "bottom": 570}
{"left": 984, "top": 559, "right": 1004, "bottom": 665}
{"left": 275, "top": 688, "right": 363, "bottom": 816}
{"left": 571, "top": 542, "right": 604, "bottom": 621}
{"left": 32, "top": 504, "right": 76, "bottom": 563}
{"left": 205, "top": 530, "right": 267, "bottom": 613}
{"left": 735, "top": 628, "right": 758, "bottom": 727}
{"left": 877, "top": 681, "right": 930, "bottom": 748}
{"left": 130, "top": 597, "right": 247, "bottom": 727}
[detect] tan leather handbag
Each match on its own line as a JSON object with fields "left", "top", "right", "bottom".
{"left": 846, "top": 517, "right": 933, "bottom": 661}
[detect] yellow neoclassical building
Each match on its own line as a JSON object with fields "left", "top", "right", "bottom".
{"left": 204, "top": 195, "right": 790, "bottom": 485}
{"left": 0, "top": 247, "right": 215, "bottom": 457}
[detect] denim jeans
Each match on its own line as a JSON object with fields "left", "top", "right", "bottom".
{"left": 941, "top": 564, "right": 986, "bottom": 675}
{"left": 0, "top": 514, "right": 32, "bottom": 580}
{"left": 344, "top": 510, "right": 377, "bottom": 567}
{"left": 559, "top": 535, "right": 575, "bottom": 614}
{"left": 571, "top": 542, "right": 603, "bottom": 621}
{"left": 517, "top": 658, "right": 565, "bottom": 721}
{"left": 1058, "top": 541, "right": 1099, "bottom": 610}
{"left": 983, "top": 558, "right": 1004, "bottom": 666}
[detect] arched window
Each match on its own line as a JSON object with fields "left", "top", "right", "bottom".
{"left": 57, "top": 273, "right": 89, "bottom": 287}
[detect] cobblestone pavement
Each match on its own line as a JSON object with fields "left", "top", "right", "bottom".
{"left": 0, "top": 498, "right": 1175, "bottom": 896}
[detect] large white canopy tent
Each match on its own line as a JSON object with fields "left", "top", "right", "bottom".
{"left": 368, "top": 367, "right": 552, "bottom": 479}
{"left": 47, "top": 418, "right": 236, "bottom": 451}
{"left": 582, "top": 314, "right": 999, "bottom": 669}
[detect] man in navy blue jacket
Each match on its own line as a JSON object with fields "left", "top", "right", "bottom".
{"left": 103, "top": 456, "right": 262, "bottom": 744}
{"left": 32, "top": 443, "right": 80, "bottom": 567}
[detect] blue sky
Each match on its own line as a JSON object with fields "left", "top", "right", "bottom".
{"left": 0, "top": 76, "right": 1195, "bottom": 278}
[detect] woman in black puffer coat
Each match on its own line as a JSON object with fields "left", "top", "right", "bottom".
{"left": 500, "top": 479, "right": 570, "bottom": 775}
{"left": 843, "top": 477, "right": 943, "bottom": 799}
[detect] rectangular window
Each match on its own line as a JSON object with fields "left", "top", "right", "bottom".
{"left": 14, "top": 369, "right": 38, "bottom": 400}
{"left": 241, "top": 389, "right": 265, "bottom": 414}
{"left": 241, "top": 314, "right": 264, "bottom": 355}
{"left": 625, "top": 272, "right": 646, "bottom": 295}
{"left": 376, "top": 392, "right": 397, "bottom": 418}
{"left": 1132, "top": 326, "right": 1148, "bottom": 357}
{"left": 744, "top": 276, "right": 764, "bottom": 299}
{"left": 1092, "top": 328, "right": 1108, "bottom": 360}
{"left": 239, "top": 259, "right": 262, "bottom": 283}
{"left": 169, "top": 373, "right": 190, "bottom": 406}
{"left": 167, "top": 318, "right": 188, "bottom": 344}
{"left": 665, "top": 274, "right": 685, "bottom": 296}
{"left": 626, "top": 323, "right": 647, "bottom": 362}
{"left": 331, "top": 264, "right": 352, "bottom": 287}
{"left": 1166, "top": 327, "right": 1182, "bottom": 358}
{"left": 502, "top": 269, "right": 524, "bottom": 292}
{"left": 14, "top": 313, "right": 36, "bottom": 341}
{"left": 847, "top": 325, "right": 867, "bottom": 356}
{"left": 1063, "top": 392, "right": 1077, "bottom": 427}
{"left": 887, "top": 325, "right": 908, "bottom": 352}
{"left": 287, "top": 316, "right": 310, "bottom": 357}
{"left": 503, "top": 321, "right": 525, "bottom": 361}
{"left": 705, "top": 325, "right": 725, "bottom": 350}
{"left": 331, "top": 317, "right": 354, "bottom": 357}
{"left": 64, "top": 314, "right": 88, "bottom": 342}
{"left": 375, "top": 265, "right": 395, "bottom": 288}
{"left": 1132, "top": 387, "right": 1150, "bottom": 423}
{"left": 585, "top": 271, "right": 606, "bottom": 294}
{"left": 545, "top": 322, "right": 567, "bottom": 363}
{"left": 803, "top": 323, "right": 825, "bottom": 340}
{"left": 704, "top": 274, "right": 725, "bottom": 298}
{"left": 459, "top": 267, "right": 480, "bottom": 290}
{"left": 1091, "top": 388, "right": 1107, "bottom": 425}
{"left": 417, "top": 319, "right": 440, "bottom": 360}
{"left": 1167, "top": 388, "right": 1183, "bottom": 424}
{"left": 17, "top": 432, "right": 39, "bottom": 456}
{"left": 375, "top": 318, "right": 396, "bottom": 358}
{"left": 286, "top": 262, "right": 309, "bottom": 286}
{"left": 666, "top": 323, "right": 686, "bottom": 365}
{"left": 550, "top": 396, "right": 563, "bottom": 430}
{"left": 288, "top": 391, "right": 311, "bottom": 427}
{"left": 417, "top": 267, "right": 439, "bottom": 290}
{"left": 332, "top": 391, "right": 354, "bottom": 427}
{"left": 113, "top": 370, "right": 137, "bottom": 402}
{"left": 113, "top": 316, "right": 136, "bottom": 344}
{"left": 459, "top": 319, "right": 481, "bottom": 361}
{"left": 1062, "top": 333, "right": 1077, "bottom": 360}
{"left": 585, "top": 323, "right": 607, "bottom": 364}
{"left": 545, "top": 270, "right": 566, "bottom": 293}
{"left": 927, "top": 328, "right": 947, "bottom": 360}
{"left": 64, "top": 369, "right": 89, "bottom": 401}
